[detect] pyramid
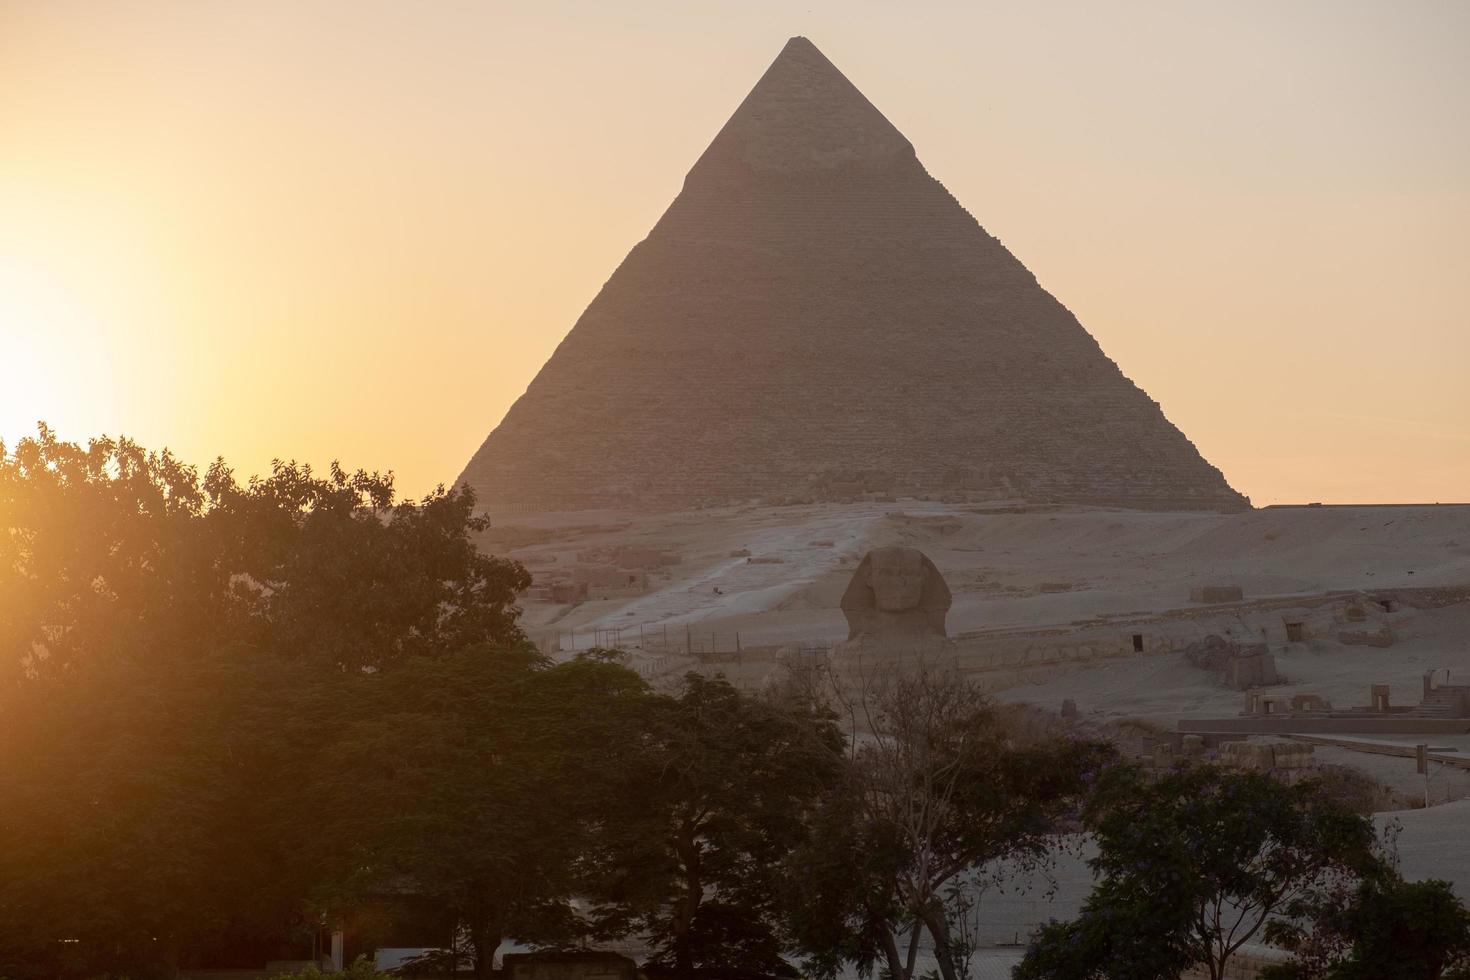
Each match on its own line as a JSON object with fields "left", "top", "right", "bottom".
{"left": 458, "top": 37, "right": 1248, "bottom": 513}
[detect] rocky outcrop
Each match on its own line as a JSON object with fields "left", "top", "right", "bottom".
{"left": 457, "top": 37, "right": 1248, "bottom": 514}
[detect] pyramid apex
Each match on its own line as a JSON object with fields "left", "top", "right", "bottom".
{"left": 686, "top": 35, "right": 916, "bottom": 180}
{"left": 772, "top": 36, "right": 834, "bottom": 69}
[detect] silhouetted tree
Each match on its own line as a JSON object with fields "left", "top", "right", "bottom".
{"left": 0, "top": 647, "right": 326, "bottom": 976}
{"left": 1263, "top": 873, "right": 1470, "bottom": 980}
{"left": 1015, "top": 765, "right": 1379, "bottom": 980}
{"left": 784, "top": 667, "right": 1111, "bottom": 980}
{"left": 0, "top": 424, "right": 528, "bottom": 682}
{"left": 303, "top": 648, "right": 654, "bottom": 980}
{"left": 583, "top": 674, "right": 844, "bottom": 980}
{"left": 0, "top": 426, "right": 532, "bottom": 976}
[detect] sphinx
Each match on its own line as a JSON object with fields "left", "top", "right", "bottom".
{"left": 767, "top": 546, "right": 956, "bottom": 705}
{"left": 839, "top": 546, "right": 952, "bottom": 641}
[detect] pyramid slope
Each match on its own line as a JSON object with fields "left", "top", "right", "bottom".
{"left": 458, "top": 38, "right": 1248, "bottom": 513}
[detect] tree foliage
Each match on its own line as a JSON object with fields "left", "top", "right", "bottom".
{"left": 784, "top": 668, "right": 1112, "bottom": 980}
{"left": 584, "top": 674, "right": 844, "bottom": 980}
{"left": 0, "top": 645, "right": 333, "bottom": 977}
{"left": 1263, "top": 873, "right": 1470, "bottom": 980}
{"left": 0, "top": 427, "right": 534, "bottom": 977}
{"left": 1015, "top": 765, "right": 1380, "bottom": 980}
{"left": 0, "top": 429, "right": 853, "bottom": 979}
{"left": 304, "top": 648, "right": 655, "bottom": 979}
{"left": 0, "top": 424, "right": 528, "bottom": 681}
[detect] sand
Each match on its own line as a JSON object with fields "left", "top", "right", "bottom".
{"left": 505, "top": 502, "right": 1469, "bottom": 640}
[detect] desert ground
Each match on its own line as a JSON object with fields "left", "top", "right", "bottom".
{"left": 492, "top": 502, "right": 1468, "bottom": 707}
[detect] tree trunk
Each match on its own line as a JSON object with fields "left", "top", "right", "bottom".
{"left": 878, "top": 927, "right": 908, "bottom": 980}
{"left": 672, "top": 822, "right": 702, "bottom": 980}
{"left": 674, "top": 941, "right": 695, "bottom": 980}
{"left": 467, "top": 892, "right": 504, "bottom": 980}
{"left": 919, "top": 906, "right": 961, "bottom": 980}
{"left": 469, "top": 919, "right": 503, "bottom": 980}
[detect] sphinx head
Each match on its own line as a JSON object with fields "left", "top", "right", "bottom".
{"left": 865, "top": 546, "right": 927, "bottom": 612}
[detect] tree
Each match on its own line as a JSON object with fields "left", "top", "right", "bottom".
{"left": 0, "top": 647, "right": 327, "bottom": 977}
{"left": 583, "top": 674, "right": 844, "bottom": 980}
{"left": 0, "top": 424, "right": 529, "bottom": 682}
{"left": 0, "top": 426, "right": 533, "bottom": 976}
{"left": 1264, "top": 874, "right": 1470, "bottom": 980}
{"left": 302, "top": 649, "right": 654, "bottom": 980}
{"left": 1016, "top": 765, "right": 1379, "bottom": 980}
{"left": 784, "top": 667, "right": 1111, "bottom": 980}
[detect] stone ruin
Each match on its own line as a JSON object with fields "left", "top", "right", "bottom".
{"left": 1148, "top": 735, "right": 1314, "bottom": 783}
{"left": 455, "top": 37, "right": 1248, "bottom": 514}
{"left": 1184, "top": 634, "right": 1279, "bottom": 690}
{"left": 1243, "top": 692, "right": 1331, "bottom": 717}
{"left": 1177, "top": 672, "right": 1470, "bottom": 737}
{"left": 1221, "top": 740, "right": 1315, "bottom": 782}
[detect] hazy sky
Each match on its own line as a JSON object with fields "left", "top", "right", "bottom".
{"left": 2, "top": 1, "right": 1466, "bottom": 505}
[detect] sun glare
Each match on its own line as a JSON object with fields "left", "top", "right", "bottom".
{"left": 0, "top": 252, "right": 113, "bottom": 447}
